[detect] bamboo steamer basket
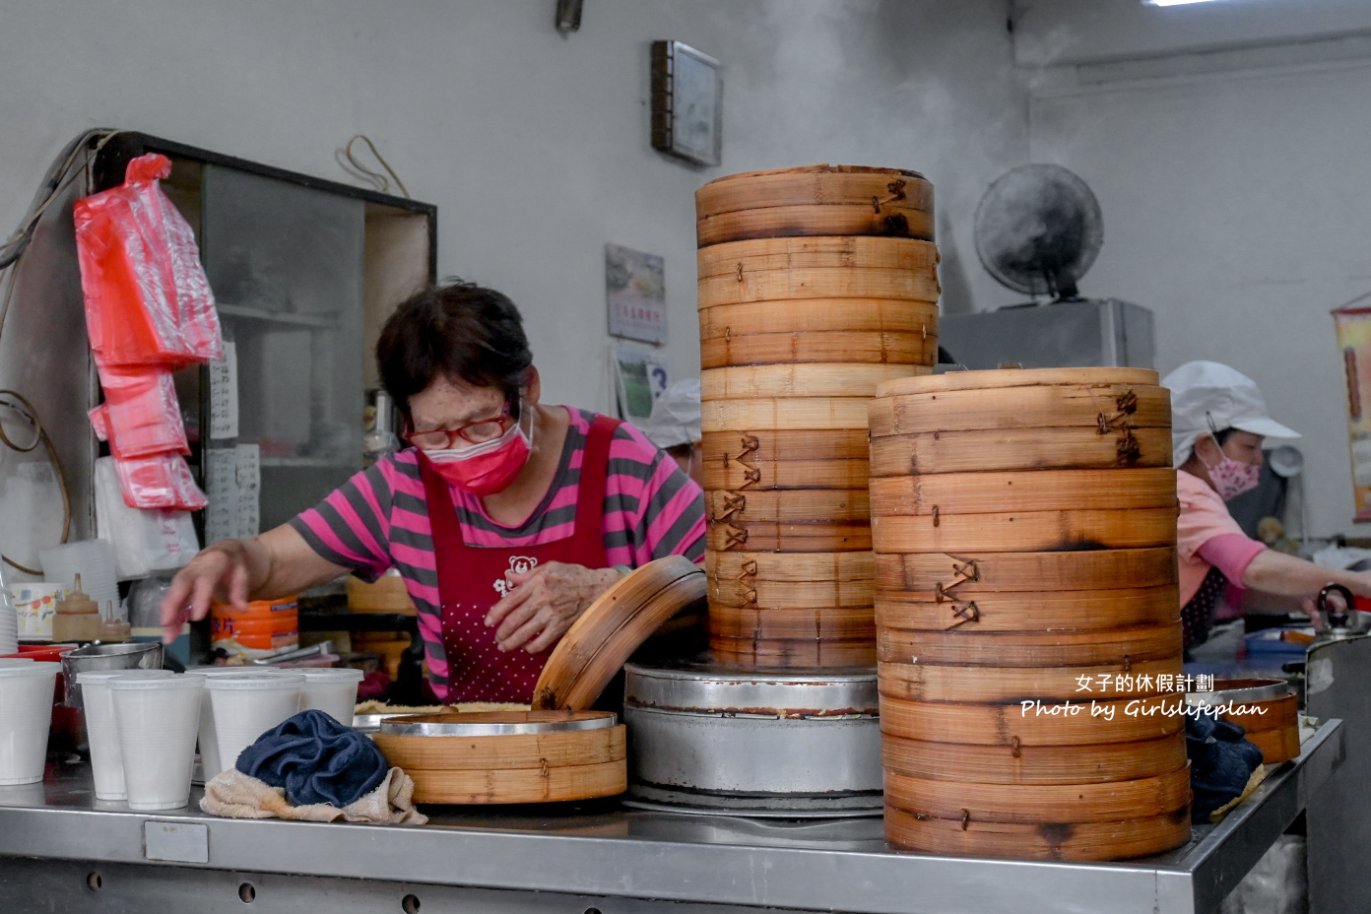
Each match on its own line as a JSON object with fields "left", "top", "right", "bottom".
{"left": 702, "top": 364, "right": 923, "bottom": 400}
{"left": 697, "top": 236, "right": 940, "bottom": 280}
{"left": 868, "top": 427, "right": 1173, "bottom": 475}
{"left": 871, "top": 507, "right": 1177, "bottom": 553}
{"left": 877, "top": 657, "right": 1181, "bottom": 703}
{"left": 874, "top": 548, "right": 1178, "bottom": 595}
{"left": 874, "top": 586, "right": 1179, "bottom": 633}
{"left": 696, "top": 165, "right": 934, "bottom": 247}
{"left": 709, "top": 605, "right": 875, "bottom": 641}
{"left": 531, "top": 555, "right": 705, "bottom": 711}
{"left": 701, "top": 429, "right": 870, "bottom": 491}
{"left": 699, "top": 298, "right": 937, "bottom": 337}
{"left": 701, "top": 330, "right": 937, "bottom": 370}
{"left": 698, "top": 265, "right": 939, "bottom": 308}
{"left": 879, "top": 694, "right": 1184, "bottom": 747}
{"left": 702, "top": 397, "right": 875, "bottom": 433}
{"left": 705, "top": 519, "right": 871, "bottom": 553}
{"left": 706, "top": 488, "right": 870, "bottom": 525}
{"left": 1187, "top": 678, "right": 1301, "bottom": 764}
{"left": 346, "top": 573, "right": 416, "bottom": 615}
{"left": 709, "top": 575, "right": 873, "bottom": 610}
{"left": 868, "top": 469, "right": 1177, "bottom": 516}
{"left": 373, "top": 711, "right": 626, "bottom": 804}
{"left": 708, "top": 549, "right": 874, "bottom": 583}
{"left": 885, "top": 765, "right": 1191, "bottom": 825}
{"left": 881, "top": 731, "right": 1188, "bottom": 786}
{"left": 709, "top": 635, "right": 875, "bottom": 669}
{"left": 877, "top": 623, "right": 1182, "bottom": 668}
{"left": 883, "top": 803, "right": 1192, "bottom": 862}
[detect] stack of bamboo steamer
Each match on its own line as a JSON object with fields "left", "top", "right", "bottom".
{"left": 868, "top": 367, "right": 1192, "bottom": 860}
{"left": 696, "top": 165, "right": 939, "bottom": 668}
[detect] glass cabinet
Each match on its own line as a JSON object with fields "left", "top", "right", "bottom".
{"left": 93, "top": 134, "right": 436, "bottom": 539}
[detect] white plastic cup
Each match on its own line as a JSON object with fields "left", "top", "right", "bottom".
{"left": 188, "top": 667, "right": 287, "bottom": 781}
{"left": 0, "top": 662, "right": 60, "bottom": 784}
{"left": 77, "top": 669, "right": 176, "bottom": 800}
{"left": 108, "top": 673, "right": 205, "bottom": 810}
{"left": 296, "top": 668, "right": 365, "bottom": 724}
{"left": 205, "top": 673, "right": 304, "bottom": 776}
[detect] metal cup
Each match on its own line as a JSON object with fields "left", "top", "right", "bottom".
{"left": 61, "top": 642, "right": 164, "bottom": 713}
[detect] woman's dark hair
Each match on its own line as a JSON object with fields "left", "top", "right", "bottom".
{"left": 377, "top": 282, "right": 533, "bottom": 419}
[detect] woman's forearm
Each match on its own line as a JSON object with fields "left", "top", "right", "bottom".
{"left": 1240, "top": 548, "right": 1371, "bottom": 598}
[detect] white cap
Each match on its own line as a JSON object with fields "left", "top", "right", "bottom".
{"left": 1162, "top": 360, "right": 1300, "bottom": 466}
{"left": 640, "top": 379, "right": 701, "bottom": 451}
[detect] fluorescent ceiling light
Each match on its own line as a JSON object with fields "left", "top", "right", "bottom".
{"left": 1143, "top": 0, "right": 1225, "bottom": 6}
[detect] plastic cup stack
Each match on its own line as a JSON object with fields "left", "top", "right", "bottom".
{"left": 205, "top": 672, "right": 304, "bottom": 777}
{"left": 108, "top": 673, "right": 205, "bottom": 810}
{"left": 0, "top": 662, "right": 61, "bottom": 785}
{"left": 296, "top": 668, "right": 365, "bottom": 724}
{"left": 77, "top": 669, "right": 176, "bottom": 801}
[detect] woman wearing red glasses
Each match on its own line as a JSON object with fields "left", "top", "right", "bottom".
{"left": 161, "top": 283, "right": 706, "bottom": 703}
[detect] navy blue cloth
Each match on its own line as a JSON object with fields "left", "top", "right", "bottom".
{"left": 1187, "top": 712, "right": 1264, "bottom": 822}
{"left": 236, "top": 709, "right": 388, "bottom": 807}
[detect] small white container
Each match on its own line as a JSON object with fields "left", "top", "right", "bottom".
{"left": 205, "top": 673, "right": 304, "bottom": 776}
{"left": 296, "top": 668, "right": 365, "bottom": 724}
{"left": 187, "top": 667, "right": 272, "bottom": 781}
{"left": 77, "top": 669, "right": 176, "bottom": 800}
{"left": 0, "top": 662, "right": 60, "bottom": 785}
{"left": 108, "top": 673, "right": 205, "bottom": 811}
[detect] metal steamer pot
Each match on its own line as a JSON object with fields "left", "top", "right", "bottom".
{"left": 623, "top": 659, "right": 882, "bottom": 817}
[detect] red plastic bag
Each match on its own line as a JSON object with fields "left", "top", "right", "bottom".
{"left": 88, "top": 365, "right": 189, "bottom": 459}
{"left": 73, "top": 154, "right": 223, "bottom": 368}
{"left": 113, "top": 452, "right": 207, "bottom": 511}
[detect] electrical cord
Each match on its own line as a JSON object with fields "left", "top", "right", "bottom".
{"left": 339, "top": 134, "right": 410, "bottom": 198}
{"left": 0, "top": 131, "right": 118, "bottom": 572}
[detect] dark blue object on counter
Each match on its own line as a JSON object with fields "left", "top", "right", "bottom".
{"left": 236, "top": 709, "right": 388, "bottom": 807}
{"left": 1187, "top": 712, "right": 1264, "bottom": 822}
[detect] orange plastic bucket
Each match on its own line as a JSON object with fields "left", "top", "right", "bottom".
{"left": 211, "top": 596, "right": 299, "bottom": 658}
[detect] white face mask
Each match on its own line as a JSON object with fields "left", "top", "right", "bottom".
{"left": 1199, "top": 436, "right": 1261, "bottom": 501}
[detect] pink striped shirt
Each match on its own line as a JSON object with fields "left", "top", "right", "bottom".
{"left": 290, "top": 407, "right": 705, "bottom": 695}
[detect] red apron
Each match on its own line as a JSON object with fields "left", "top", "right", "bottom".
{"left": 419, "top": 414, "right": 617, "bottom": 703}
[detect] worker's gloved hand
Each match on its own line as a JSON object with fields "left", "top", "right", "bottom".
{"left": 236, "top": 709, "right": 387, "bottom": 807}
{"left": 1187, "top": 713, "right": 1263, "bottom": 822}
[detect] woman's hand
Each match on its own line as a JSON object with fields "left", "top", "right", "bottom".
{"left": 484, "top": 561, "right": 622, "bottom": 653}
{"left": 158, "top": 539, "right": 254, "bottom": 643}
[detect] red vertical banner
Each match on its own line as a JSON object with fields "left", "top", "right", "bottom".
{"left": 1333, "top": 302, "right": 1371, "bottom": 522}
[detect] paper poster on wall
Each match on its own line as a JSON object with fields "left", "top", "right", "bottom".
{"left": 1332, "top": 299, "right": 1371, "bottom": 521}
{"left": 606, "top": 243, "right": 667, "bottom": 345}
{"left": 208, "top": 341, "right": 239, "bottom": 439}
{"left": 610, "top": 341, "right": 670, "bottom": 424}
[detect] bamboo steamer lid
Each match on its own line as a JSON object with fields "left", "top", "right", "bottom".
{"left": 873, "top": 548, "right": 1178, "bottom": 595}
{"left": 875, "top": 366, "right": 1160, "bottom": 396}
{"left": 531, "top": 555, "right": 705, "bottom": 711}
{"left": 705, "top": 519, "right": 871, "bottom": 553}
{"left": 867, "top": 383, "right": 1170, "bottom": 438}
{"left": 885, "top": 765, "right": 1191, "bottom": 825}
{"left": 880, "top": 730, "right": 1188, "bottom": 785}
{"left": 879, "top": 694, "right": 1184, "bottom": 747}
{"left": 877, "top": 657, "right": 1181, "bottom": 703}
{"left": 708, "top": 549, "right": 874, "bottom": 583}
{"left": 698, "top": 297, "right": 937, "bottom": 335}
{"left": 873, "top": 585, "right": 1180, "bottom": 633}
{"left": 697, "top": 236, "right": 939, "bottom": 279}
{"left": 702, "top": 364, "right": 923, "bottom": 400}
{"left": 876, "top": 622, "right": 1182, "bottom": 667}
{"left": 870, "top": 507, "right": 1178, "bottom": 553}
{"left": 883, "top": 803, "right": 1191, "bottom": 862}
{"left": 868, "top": 426, "right": 1173, "bottom": 475}
{"left": 868, "top": 468, "right": 1177, "bottom": 516}
{"left": 701, "top": 329, "right": 937, "bottom": 370}
{"left": 698, "top": 265, "right": 940, "bottom": 308}
{"left": 696, "top": 165, "right": 934, "bottom": 218}
{"left": 373, "top": 711, "right": 626, "bottom": 804}
{"left": 708, "top": 604, "right": 875, "bottom": 641}
{"left": 696, "top": 165, "right": 935, "bottom": 247}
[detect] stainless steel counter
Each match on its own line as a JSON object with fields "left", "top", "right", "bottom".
{"left": 0, "top": 720, "right": 1341, "bottom": 914}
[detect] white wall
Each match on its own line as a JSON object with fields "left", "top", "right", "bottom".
{"left": 0, "top": 0, "right": 1027, "bottom": 570}
{"left": 1027, "top": 33, "right": 1371, "bottom": 539}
